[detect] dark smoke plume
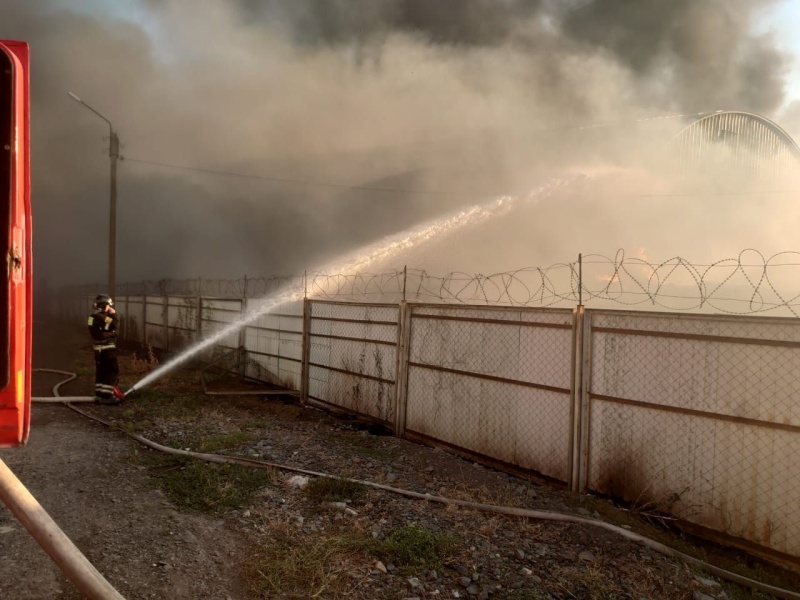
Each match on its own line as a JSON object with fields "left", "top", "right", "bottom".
{"left": 0, "top": 0, "right": 794, "bottom": 294}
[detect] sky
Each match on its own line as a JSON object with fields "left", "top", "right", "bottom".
{"left": 2, "top": 0, "right": 800, "bottom": 298}
{"left": 759, "top": 0, "right": 800, "bottom": 104}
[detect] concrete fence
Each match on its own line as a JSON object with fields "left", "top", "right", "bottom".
{"left": 70, "top": 295, "right": 800, "bottom": 562}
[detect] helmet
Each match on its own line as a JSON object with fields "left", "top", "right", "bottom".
{"left": 93, "top": 294, "right": 113, "bottom": 309}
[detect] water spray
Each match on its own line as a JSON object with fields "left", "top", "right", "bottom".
{"left": 126, "top": 175, "right": 588, "bottom": 393}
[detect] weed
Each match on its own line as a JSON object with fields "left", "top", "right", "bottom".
{"left": 128, "top": 345, "right": 159, "bottom": 375}
{"left": 123, "top": 389, "right": 207, "bottom": 424}
{"left": 376, "top": 524, "right": 458, "bottom": 569}
{"left": 304, "top": 477, "right": 368, "bottom": 504}
{"left": 152, "top": 457, "right": 274, "bottom": 513}
{"left": 193, "top": 431, "right": 255, "bottom": 453}
{"left": 243, "top": 525, "right": 372, "bottom": 599}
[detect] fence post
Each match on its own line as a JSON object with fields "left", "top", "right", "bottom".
{"left": 141, "top": 282, "right": 147, "bottom": 348}
{"left": 196, "top": 296, "right": 203, "bottom": 342}
{"left": 577, "top": 309, "right": 592, "bottom": 494}
{"left": 393, "top": 301, "right": 412, "bottom": 437}
{"left": 569, "top": 304, "right": 585, "bottom": 492}
{"left": 123, "top": 282, "right": 129, "bottom": 342}
{"left": 160, "top": 280, "right": 169, "bottom": 353}
{"left": 300, "top": 298, "right": 312, "bottom": 405}
{"left": 238, "top": 277, "right": 248, "bottom": 381}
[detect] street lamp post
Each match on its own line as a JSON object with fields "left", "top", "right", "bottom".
{"left": 68, "top": 92, "right": 119, "bottom": 299}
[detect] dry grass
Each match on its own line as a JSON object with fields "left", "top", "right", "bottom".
{"left": 242, "top": 522, "right": 373, "bottom": 599}
{"left": 127, "top": 344, "right": 159, "bottom": 375}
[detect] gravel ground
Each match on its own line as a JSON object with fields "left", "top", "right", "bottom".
{"left": 1, "top": 321, "right": 797, "bottom": 599}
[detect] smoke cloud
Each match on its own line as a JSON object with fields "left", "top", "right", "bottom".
{"left": 0, "top": 0, "right": 795, "bottom": 295}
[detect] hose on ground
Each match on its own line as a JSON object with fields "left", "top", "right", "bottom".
{"left": 36, "top": 369, "right": 800, "bottom": 600}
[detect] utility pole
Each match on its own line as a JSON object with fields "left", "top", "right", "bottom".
{"left": 109, "top": 129, "right": 118, "bottom": 299}
{"left": 68, "top": 91, "right": 118, "bottom": 299}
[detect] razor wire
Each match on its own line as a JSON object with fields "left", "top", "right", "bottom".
{"left": 62, "top": 249, "right": 800, "bottom": 316}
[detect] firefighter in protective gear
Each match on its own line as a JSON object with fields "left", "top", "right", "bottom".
{"left": 87, "top": 294, "right": 121, "bottom": 404}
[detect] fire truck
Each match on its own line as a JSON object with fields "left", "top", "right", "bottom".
{"left": 0, "top": 39, "right": 32, "bottom": 448}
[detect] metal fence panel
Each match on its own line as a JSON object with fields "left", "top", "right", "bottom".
{"left": 243, "top": 299, "right": 304, "bottom": 389}
{"left": 405, "top": 305, "right": 574, "bottom": 482}
{"left": 124, "top": 296, "right": 145, "bottom": 344}
{"left": 144, "top": 296, "right": 165, "bottom": 348}
{"left": 585, "top": 310, "right": 800, "bottom": 557}
{"left": 199, "top": 298, "right": 243, "bottom": 350}
{"left": 165, "top": 295, "right": 199, "bottom": 351}
{"left": 307, "top": 301, "right": 399, "bottom": 423}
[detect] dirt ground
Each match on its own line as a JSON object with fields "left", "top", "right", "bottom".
{"left": 1, "top": 320, "right": 798, "bottom": 599}
{"left": 0, "top": 321, "right": 249, "bottom": 600}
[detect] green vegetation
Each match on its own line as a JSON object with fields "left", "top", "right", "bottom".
{"left": 120, "top": 388, "right": 207, "bottom": 427}
{"left": 193, "top": 431, "right": 255, "bottom": 453}
{"left": 146, "top": 456, "right": 274, "bottom": 514}
{"left": 375, "top": 525, "right": 458, "bottom": 569}
{"left": 303, "top": 477, "right": 368, "bottom": 504}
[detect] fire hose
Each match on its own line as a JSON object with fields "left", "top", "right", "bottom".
{"left": 12, "top": 369, "right": 800, "bottom": 600}
{"left": 0, "top": 369, "right": 126, "bottom": 600}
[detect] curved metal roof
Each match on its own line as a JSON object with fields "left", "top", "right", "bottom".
{"left": 673, "top": 111, "right": 799, "bottom": 175}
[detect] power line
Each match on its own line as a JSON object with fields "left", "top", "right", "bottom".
{"left": 121, "top": 156, "right": 494, "bottom": 197}
{"left": 122, "top": 155, "right": 800, "bottom": 198}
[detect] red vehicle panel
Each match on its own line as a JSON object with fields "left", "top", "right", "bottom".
{"left": 0, "top": 40, "right": 32, "bottom": 447}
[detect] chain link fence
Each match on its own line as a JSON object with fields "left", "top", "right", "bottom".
{"left": 62, "top": 264, "right": 800, "bottom": 562}
{"left": 307, "top": 301, "right": 399, "bottom": 424}
{"left": 582, "top": 310, "right": 800, "bottom": 557}
{"left": 403, "top": 305, "right": 576, "bottom": 483}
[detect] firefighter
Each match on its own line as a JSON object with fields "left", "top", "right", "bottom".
{"left": 87, "top": 294, "right": 121, "bottom": 404}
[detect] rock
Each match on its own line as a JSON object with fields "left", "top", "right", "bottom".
{"left": 0, "top": 526, "right": 15, "bottom": 534}
{"left": 695, "top": 576, "right": 721, "bottom": 589}
{"left": 520, "top": 567, "right": 533, "bottom": 576}
{"left": 516, "top": 549, "right": 525, "bottom": 560}
{"left": 326, "top": 501, "right": 347, "bottom": 510}
{"left": 466, "top": 585, "right": 479, "bottom": 596}
{"left": 408, "top": 577, "right": 422, "bottom": 588}
{"left": 286, "top": 475, "right": 309, "bottom": 489}
{"left": 460, "top": 577, "right": 472, "bottom": 587}
{"left": 375, "top": 561, "right": 388, "bottom": 574}
{"left": 578, "top": 551, "right": 596, "bottom": 562}
{"left": 577, "top": 507, "right": 591, "bottom": 516}
{"left": 533, "top": 544, "right": 548, "bottom": 557}
{"left": 242, "top": 510, "right": 251, "bottom": 518}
